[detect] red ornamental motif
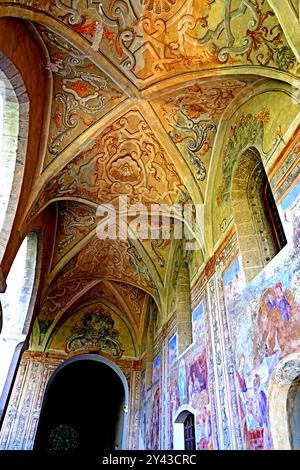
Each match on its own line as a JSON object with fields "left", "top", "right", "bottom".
{"left": 103, "top": 27, "right": 115, "bottom": 44}
{"left": 69, "top": 81, "right": 94, "bottom": 98}
{"left": 70, "top": 17, "right": 97, "bottom": 38}
{"left": 185, "top": 103, "right": 207, "bottom": 118}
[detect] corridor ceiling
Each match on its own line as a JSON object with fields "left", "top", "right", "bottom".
{"left": 1, "top": 0, "right": 299, "bottom": 355}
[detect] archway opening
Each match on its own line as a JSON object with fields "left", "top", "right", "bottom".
{"left": 34, "top": 359, "right": 126, "bottom": 451}
{"left": 231, "top": 147, "right": 286, "bottom": 282}
{"left": 288, "top": 375, "right": 300, "bottom": 450}
{"left": 0, "top": 233, "right": 38, "bottom": 421}
{"left": 0, "top": 51, "right": 29, "bottom": 260}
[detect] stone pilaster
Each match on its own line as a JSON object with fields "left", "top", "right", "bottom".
{"left": 176, "top": 262, "right": 192, "bottom": 355}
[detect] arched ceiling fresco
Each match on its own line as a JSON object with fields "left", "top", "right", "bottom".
{"left": 1, "top": 0, "right": 300, "bottom": 356}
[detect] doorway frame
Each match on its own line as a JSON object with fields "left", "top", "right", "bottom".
{"left": 35, "top": 353, "right": 129, "bottom": 450}
{"left": 173, "top": 405, "right": 197, "bottom": 450}
{"left": 268, "top": 352, "right": 300, "bottom": 449}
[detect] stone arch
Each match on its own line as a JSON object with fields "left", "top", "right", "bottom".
{"left": 0, "top": 52, "right": 29, "bottom": 260}
{"left": 268, "top": 352, "right": 300, "bottom": 449}
{"left": 231, "top": 147, "right": 285, "bottom": 282}
{"left": 0, "top": 232, "right": 38, "bottom": 422}
{"left": 288, "top": 374, "right": 300, "bottom": 449}
{"left": 205, "top": 80, "right": 300, "bottom": 259}
{"left": 0, "top": 16, "right": 51, "bottom": 280}
{"left": 0, "top": 233, "right": 38, "bottom": 338}
{"left": 36, "top": 353, "right": 129, "bottom": 450}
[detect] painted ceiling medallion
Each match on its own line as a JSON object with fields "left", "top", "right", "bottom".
{"left": 109, "top": 154, "right": 142, "bottom": 185}
{"left": 65, "top": 305, "right": 124, "bottom": 357}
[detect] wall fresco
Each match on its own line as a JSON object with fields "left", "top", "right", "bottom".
{"left": 168, "top": 334, "right": 177, "bottom": 367}
{"left": 279, "top": 179, "right": 300, "bottom": 244}
{"left": 138, "top": 369, "right": 147, "bottom": 449}
{"left": 167, "top": 301, "right": 213, "bottom": 450}
{"left": 223, "top": 257, "right": 245, "bottom": 312}
{"left": 149, "top": 385, "right": 160, "bottom": 449}
{"left": 153, "top": 354, "right": 161, "bottom": 385}
{"left": 223, "top": 169, "right": 300, "bottom": 449}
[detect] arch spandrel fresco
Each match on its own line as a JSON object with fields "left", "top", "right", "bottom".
{"left": 209, "top": 83, "right": 300, "bottom": 248}
{"left": 150, "top": 77, "right": 253, "bottom": 188}
{"left": 47, "top": 303, "right": 137, "bottom": 358}
{"left": 56, "top": 279, "right": 148, "bottom": 341}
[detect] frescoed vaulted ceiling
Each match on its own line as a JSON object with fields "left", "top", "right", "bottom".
{"left": 1, "top": 0, "right": 300, "bottom": 357}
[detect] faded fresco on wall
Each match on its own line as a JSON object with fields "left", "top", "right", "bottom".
{"left": 149, "top": 385, "right": 160, "bottom": 450}
{"left": 279, "top": 179, "right": 300, "bottom": 244}
{"left": 192, "top": 302, "right": 204, "bottom": 343}
{"left": 169, "top": 334, "right": 177, "bottom": 367}
{"left": 139, "top": 352, "right": 161, "bottom": 450}
{"left": 139, "top": 370, "right": 147, "bottom": 449}
{"left": 168, "top": 334, "right": 179, "bottom": 449}
{"left": 49, "top": 304, "right": 135, "bottom": 357}
{"left": 168, "top": 301, "right": 213, "bottom": 450}
{"left": 225, "top": 174, "right": 300, "bottom": 449}
{"left": 186, "top": 304, "right": 212, "bottom": 450}
{"left": 223, "top": 258, "right": 245, "bottom": 312}
{"left": 153, "top": 354, "right": 161, "bottom": 384}
{"left": 145, "top": 353, "right": 161, "bottom": 450}
{"left": 139, "top": 354, "right": 161, "bottom": 449}
{"left": 178, "top": 358, "right": 187, "bottom": 406}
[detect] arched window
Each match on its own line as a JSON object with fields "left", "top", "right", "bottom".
{"left": 231, "top": 147, "right": 286, "bottom": 282}
{"left": 0, "top": 233, "right": 38, "bottom": 419}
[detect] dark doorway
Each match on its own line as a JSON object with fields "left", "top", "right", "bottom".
{"left": 183, "top": 413, "right": 196, "bottom": 450}
{"left": 34, "top": 359, "right": 125, "bottom": 451}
